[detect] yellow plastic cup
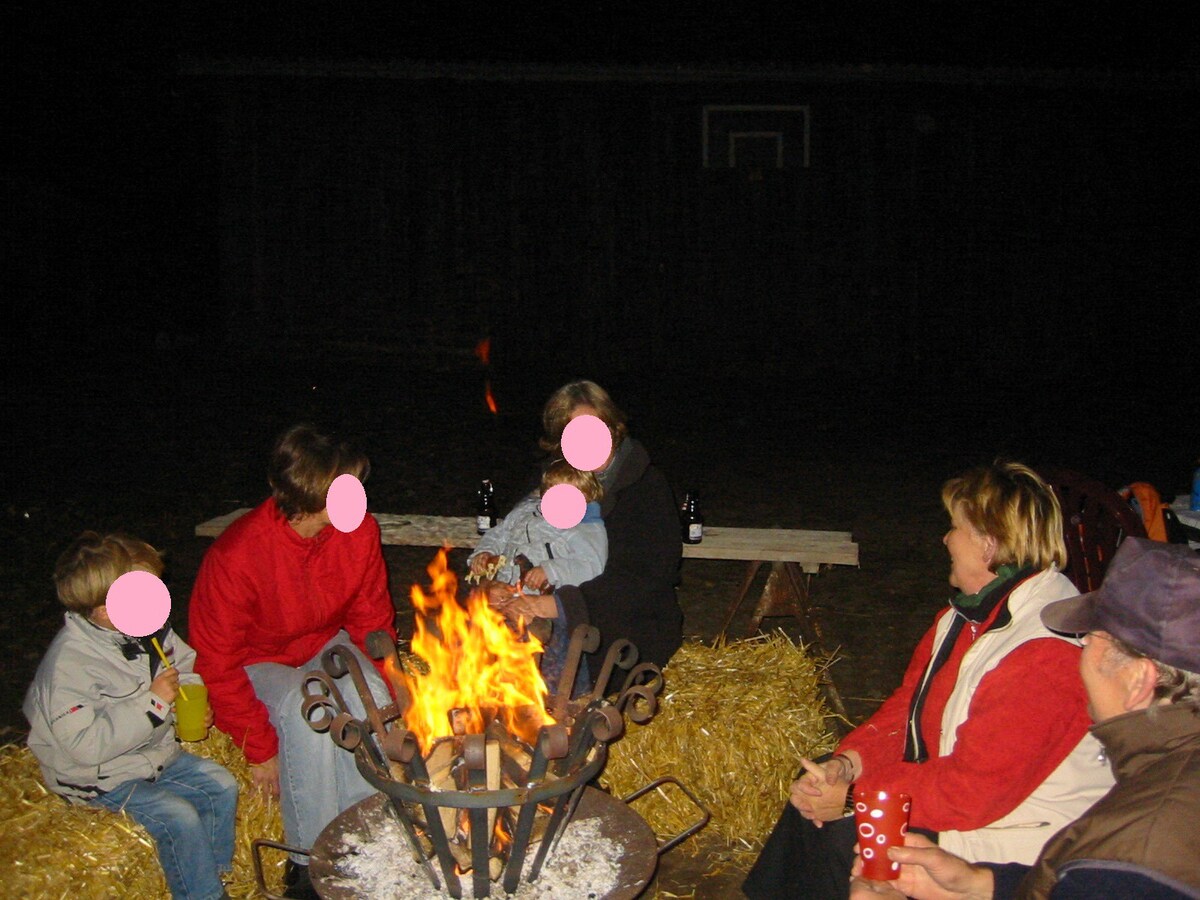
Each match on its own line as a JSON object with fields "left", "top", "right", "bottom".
{"left": 174, "top": 683, "right": 209, "bottom": 742}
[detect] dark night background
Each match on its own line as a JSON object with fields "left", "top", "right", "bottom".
{"left": 4, "top": 0, "right": 1199, "bottom": 748}
{"left": 9, "top": 3, "right": 1199, "bottom": 393}
{"left": 2, "top": 4, "right": 1199, "bottom": 892}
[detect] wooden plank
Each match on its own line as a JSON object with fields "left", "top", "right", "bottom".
{"left": 195, "top": 508, "right": 252, "bottom": 537}
{"left": 194, "top": 508, "right": 485, "bottom": 547}
{"left": 375, "top": 514, "right": 480, "bottom": 549}
{"left": 682, "top": 527, "right": 858, "bottom": 567}
{"left": 196, "top": 510, "right": 858, "bottom": 568}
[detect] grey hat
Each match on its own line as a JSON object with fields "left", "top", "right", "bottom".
{"left": 1041, "top": 537, "right": 1200, "bottom": 672}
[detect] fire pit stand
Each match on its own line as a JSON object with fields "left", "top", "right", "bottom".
{"left": 251, "top": 624, "right": 706, "bottom": 899}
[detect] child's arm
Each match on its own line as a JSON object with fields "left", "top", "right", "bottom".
{"left": 468, "top": 504, "right": 520, "bottom": 566}
{"left": 45, "top": 666, "right": 168, "bottom": 767}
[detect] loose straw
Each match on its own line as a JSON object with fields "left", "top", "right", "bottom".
{"left": 150, "top": 637, "right": 188, "bottom": 700}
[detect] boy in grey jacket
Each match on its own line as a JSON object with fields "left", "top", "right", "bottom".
{"left": 23, "top": 532, "right": 237, "bottom": 900}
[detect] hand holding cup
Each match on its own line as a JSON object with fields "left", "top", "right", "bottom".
{"left": 150, "top": 666, "right": 180, "bottom": 705}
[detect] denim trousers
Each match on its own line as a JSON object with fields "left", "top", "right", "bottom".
{"left": 540, "top": 593, "right": 591, "bottom": 698}
{"left": 90, "top": 751, "right": 237, "bottom": 900}
{"left": 246, "top": 630, "right": 390, "bottom": 862}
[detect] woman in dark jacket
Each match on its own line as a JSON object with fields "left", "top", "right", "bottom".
{"left": 501, "top": 381, "right": 683, "bottom": 679}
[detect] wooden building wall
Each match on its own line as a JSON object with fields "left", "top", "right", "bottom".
{"left": 194, "top": 67, "right": 1200, "bottom": 387}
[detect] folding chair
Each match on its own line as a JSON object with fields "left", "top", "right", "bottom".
{"left": 1038, "top": 466, "right": 1147, "bottom": 593}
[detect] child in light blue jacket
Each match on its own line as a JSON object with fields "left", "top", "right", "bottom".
{"left": 468, "top": 460, "right": 606, "bottom": 689}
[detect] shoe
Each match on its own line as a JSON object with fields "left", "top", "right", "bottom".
{"left": 283, "top": 860, "right": 320, "bottom": 900}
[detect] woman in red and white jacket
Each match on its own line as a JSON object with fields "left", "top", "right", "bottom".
{"left": 189, "top": 424, "right": 396, "bottom": 900}
{"left": 744, "top": 461, "right": 1115, "bottom": 900}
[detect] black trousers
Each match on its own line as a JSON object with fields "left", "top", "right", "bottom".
{"left": 742, "top": 803, "right": 858, "bottom": 900}
{"left": 743, "top": 801, "right": 938, "bottom": 899}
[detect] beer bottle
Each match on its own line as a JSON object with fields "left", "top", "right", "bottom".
{"left": 476, "top": 479, "right": 498, "bottom": 534}
{"left": 682, "top": 490, "right": 704, "bottom": 544}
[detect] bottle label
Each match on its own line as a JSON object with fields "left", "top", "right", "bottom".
{"left": 688, "top": 523, "right": 704, "bottom": 541}
{"left": 477, "top": 515, "right": 492, "bottom": 533}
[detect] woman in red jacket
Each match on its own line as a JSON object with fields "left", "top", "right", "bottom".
{"left": 743, "top": 461, "right": 1114, "bottom": 900}
{"left": 189, "top": 425, "right": 396, "bottom": 900}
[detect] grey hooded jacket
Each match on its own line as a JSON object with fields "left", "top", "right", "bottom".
{"left": 23, "top": 612, "right": 197, "bottom": 802}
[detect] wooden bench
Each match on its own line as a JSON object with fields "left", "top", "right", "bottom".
{"left": 196, "top": 510, "right": 859, "bottom": 723}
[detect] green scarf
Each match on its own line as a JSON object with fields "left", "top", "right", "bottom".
{"left": 952, "top": 563, "right": 1021, "bottom": 612}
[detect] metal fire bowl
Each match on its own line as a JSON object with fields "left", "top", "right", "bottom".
{"left": 309, "top": 788, "right": 658, "bottom": 900}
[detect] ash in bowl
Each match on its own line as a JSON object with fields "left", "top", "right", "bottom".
{"left": 330, "top": 814, "right": 624, "bottom": 899}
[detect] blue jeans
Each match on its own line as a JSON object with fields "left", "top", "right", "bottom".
{"left": 246, "top": 630, "right": 390, "bottom": 862}
{"left": 90, "top": 752, "right": 237, "bottom": 900}
{"left": 541, "top": 594, "right": 591, "bottom": 698}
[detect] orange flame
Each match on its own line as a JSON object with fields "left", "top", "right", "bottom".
{"left": 484, "top": 379, "right": 498, "bottom": 415}
{"left": 401, "top": 550, "right": 553, "bottom": 754}
{"left": 474, "top": 337, "right": 491, "bottom": 366}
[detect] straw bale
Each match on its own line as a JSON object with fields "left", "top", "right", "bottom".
{"left": 601, "top": 632, "right": 837, "bottom": 857}
{"left": 1, "top": 729, "right": 286, "bottom": 899}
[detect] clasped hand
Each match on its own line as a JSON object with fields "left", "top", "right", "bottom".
{"left": 789, "top": 756, "right": 853, "bottom": 827}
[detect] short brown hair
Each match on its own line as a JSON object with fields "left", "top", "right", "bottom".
{"left": 54, "top": 531, "right": 164, "bottom": 614}
{"left": 541, "top": 459, "right": 604, "bottom": 504}
{"left": 539, "top": 380, "right": 628, "bottom": 454}
{"left": 268, "top": 424, "right": 370, "bottom": 519}
{"left": 941, "top": 460, "right": 1067, "bottom": 571}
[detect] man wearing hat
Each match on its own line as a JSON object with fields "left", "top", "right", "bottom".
{"left": 849, "top": 537, "right": 1200, "bottom": 899}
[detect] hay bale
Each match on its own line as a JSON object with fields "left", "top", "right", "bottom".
{"left": 601, "top": 632, "right": 837, "bottom": 857}
{"left": 1, "top": 729, "right": 286, "bottom": 899}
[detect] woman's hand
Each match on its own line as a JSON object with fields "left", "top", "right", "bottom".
{"left": 505, "top": 593, "right": 559, "bottom": 622}
{"left": 250, "top": 755, "right": 281, "bottom": 798}
{"left": 203, "top": 705, "right": 215, "bottom": 729}
{"left": 484, "top": 581, "right": 519, "bottom": 608}
{"left": 789, "top": 757, "right": 852, "bottom": 826}
{"left": 470, "top": 553, "right": 498, "bottom": 576}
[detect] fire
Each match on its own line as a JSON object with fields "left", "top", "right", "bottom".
{"left": 401, "top": 549, "right": 553, "bottom": 753}
{"left": 484, "top": 379, "right": 499, "bottom": 414}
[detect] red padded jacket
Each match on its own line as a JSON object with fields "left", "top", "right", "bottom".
{"left": 189, "top": 499, "right": 396, "bottom": 764}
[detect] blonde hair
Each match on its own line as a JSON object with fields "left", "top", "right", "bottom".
{"left": 541, "top": 459, "right": 604, "bottom": 503}
{"left": 268, "top": 424, "right": 370, "bottom": 519}
{"left": 941, "top": 460, "right": 1067, "bottom": 571}
{"left": 54, "top": 531, "right": 164, "bottom": 615}
{"left": 539, "top": 380, "right": 628, "bottom": 454}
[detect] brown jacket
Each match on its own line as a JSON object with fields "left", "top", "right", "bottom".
{"left": 1017, "top": 702, "right": 1200, "bottom": 899}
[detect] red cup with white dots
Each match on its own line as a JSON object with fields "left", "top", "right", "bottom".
{"left": 853, "top": 788, "right": 911, "bottom": 880}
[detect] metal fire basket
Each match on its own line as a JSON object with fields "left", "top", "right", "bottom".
{"left": 250, "top": 624, "right": 706, "bottom": 899}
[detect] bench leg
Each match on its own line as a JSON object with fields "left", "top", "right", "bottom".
{"left": 717, "top": 560, "right": 765, "bottom": 637}
{"left": 748, "top": 562, "right": 850, "bottom": 732}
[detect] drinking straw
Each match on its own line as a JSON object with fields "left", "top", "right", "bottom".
{"left": 150, "top": 636, "right": 188, "bottom": 700}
